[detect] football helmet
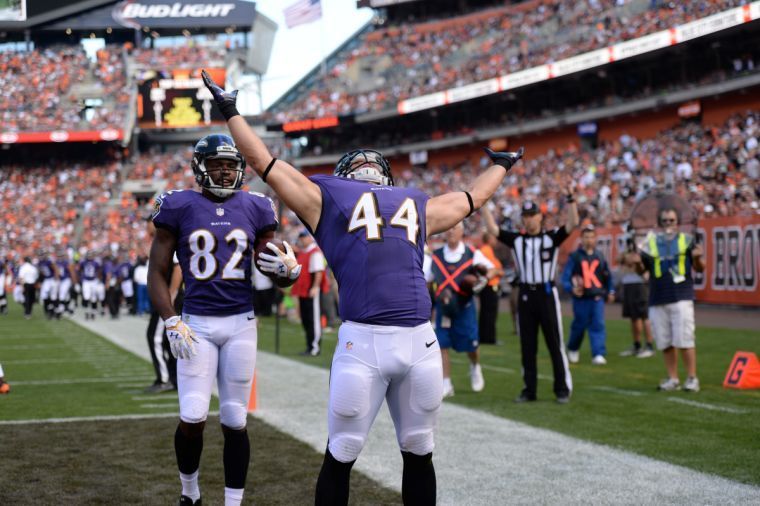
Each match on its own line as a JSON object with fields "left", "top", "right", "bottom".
{"left": 191, "top": 134, "right": 246, "bottom": 197}
{"left": 334, "top": 149, "right": 393, "bottom": 186}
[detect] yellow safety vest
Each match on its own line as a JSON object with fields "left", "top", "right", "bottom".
{"left": 649, "top": 233, "right": 687, "bottom": 279}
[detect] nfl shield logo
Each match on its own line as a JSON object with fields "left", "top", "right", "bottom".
{"left": 346, "top": 341, "right": 353, "bottom": 350}
{"left": 216, "top": 208, "right": 225, "bottom": 216}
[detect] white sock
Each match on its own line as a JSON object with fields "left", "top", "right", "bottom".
{"left": 0, "top": 363, "right": 4, "bottom": 377}
{"left": 224, "top": 487, "right": 244, "bottom": 506}
{"left": 179, "top": 470, "right": 200, "bottom": 501}
{"left": 443, "top": 377, "right": 453, "bottom": 389}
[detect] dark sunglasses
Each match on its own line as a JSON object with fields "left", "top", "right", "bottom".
{"left": 660, "top": 219, "right": 676, "bottom": 224}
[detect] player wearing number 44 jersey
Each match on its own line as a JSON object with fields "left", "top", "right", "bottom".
{"left": 148, "top": 134, "right": 301, "bottom": 506}
{"left": 202, "top": 70, "right": 524, "bottom": 506}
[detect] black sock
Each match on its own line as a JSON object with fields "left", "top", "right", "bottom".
{"left": 175, "top": 425, "right": 203, "bottom": 475}
{"left": 222, "top": 426, "right": 250, "bottom": 489}
{"left": 401, "top": 451, "right": 436, "bottom": 506}
{"left": 315, "top": 447, "right": 354, "bottom": 506}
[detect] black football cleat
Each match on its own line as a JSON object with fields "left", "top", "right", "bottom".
{"left": 513, "top": 392, "right": 537, "bottom": 403}
{"left": 178, "top": 495, "right": 201, "bottom": 506}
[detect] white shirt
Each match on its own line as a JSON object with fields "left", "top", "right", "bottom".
{"left": 18, "top": 262, "right": 39, "bottom": 284}
{"left": 304, "top": 243, "right": 326, "bottom": 274}
{"left": 424, "top": 242, "right": 494, "bottom": 282}
{"left": 133, "top": 265, "right": 148, "bottom": 285}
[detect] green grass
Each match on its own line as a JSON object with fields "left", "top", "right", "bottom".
{"left": 255, "top": 312, "right": 760, "bottom": 486}
{"left": 0, "top": 304, "right": 398, "bottom": 504}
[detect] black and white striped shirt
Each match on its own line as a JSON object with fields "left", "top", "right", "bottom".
{"left": 498, "top": 227, "right": 569, "bottom": 285}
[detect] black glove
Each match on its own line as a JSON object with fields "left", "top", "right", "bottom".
{"left": 201, "top": 69, "right": 240, "bottom": 121}
{"left": 484, "top": 146, "right": 524, "bottom": 171}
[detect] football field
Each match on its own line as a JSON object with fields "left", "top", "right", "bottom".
{"left": 1, "top": 302, "right": 759, "bottom": 504}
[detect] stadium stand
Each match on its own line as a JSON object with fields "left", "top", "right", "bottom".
{"left": 269, "top": 0, "right": 747, "bottom": 122}
{"left": 0, "top": 45, "right": 129, "bottom": 132}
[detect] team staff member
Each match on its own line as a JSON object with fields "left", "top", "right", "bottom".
{"left": 633, "top": 207, "right": 705, "bottom": 392}
{"left": 18, "top": 256, "right": 39, "bottom": 319}
{"left": 477, "top": 230, "right": 504, "bottom": 345}
{"left": 483, "top": 190, "right": 578, "bottom": 403}
{"left": 561, "top": 225, "right": 614, "bottom": 365}
{"left": 291, "top": 230, "right": 326, "bottom": 356}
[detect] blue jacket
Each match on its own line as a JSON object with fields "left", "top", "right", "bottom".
{"left": 562, "top": 248, "right": 613, "bottom": 299}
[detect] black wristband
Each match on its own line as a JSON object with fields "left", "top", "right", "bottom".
{"left": 218, "top": 102, "right": 240, "bottom": 122}
{"left": 262, "top": 158, "right": 277, "bottom": 182}
{"left": 464, "top": 191, "right": 475, "bottom": 217}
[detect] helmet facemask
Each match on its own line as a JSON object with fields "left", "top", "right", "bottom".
{"left": 191, "top": 135, "right": 246, "bottom": 198}
{"left": 334, "top": 149, "right": 393, "bottom": 186}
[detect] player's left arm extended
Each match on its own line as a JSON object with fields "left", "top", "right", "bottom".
{"left": 147, "top": 227, "right": 179, "bottom": 320}
{"left": 426, "top": 147, "right": 523, "bottom": 237}
{"left": 201, "top": 70, "right": 322, "bottom": 231}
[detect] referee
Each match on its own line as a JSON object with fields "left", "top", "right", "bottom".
{"left": 483, "top": 189, "right": 578, "bottom": 403}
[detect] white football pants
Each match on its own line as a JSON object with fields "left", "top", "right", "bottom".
{"left": 327, "top": 321, "right": 443, "bottom": 463}
{"left": 178, "top": 311, "right": 257, "bottom": 430}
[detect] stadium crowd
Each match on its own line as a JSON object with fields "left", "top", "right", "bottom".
{"left": 130, "top": 43, "right": 227, "bottom": 70}
{"left": 270, "top": 0, "right": 746, "bottom": 122}
{"left": 0, "top": 45, "right": 130, "bottom": 132}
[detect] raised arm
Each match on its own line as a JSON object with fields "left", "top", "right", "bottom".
{"left": 480, "top": 204, "right": 500, "bottom": 237}
{"left": 202, "top": 70, "right": 322, "bottom": 231}
{"left": 563, "top": 183, "right": 579, "bottom": 231}
{"left": 426, "top": 147, "right": 523, "bottom": 237}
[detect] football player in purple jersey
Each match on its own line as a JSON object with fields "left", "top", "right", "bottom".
{"left": 79, "top": 251, "right": 101, "bottom": 320}
{"left": 203, "top": 71, "right": 523, "bottom": 506}
{"left": 148, "top": 134, "right": 301, "bottom": 506}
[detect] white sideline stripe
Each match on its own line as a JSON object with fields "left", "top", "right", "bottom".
{"left": 140, "top": 403, "right": 180, "bottom": 409}
{"left": 667, "top": 397, "right": 750, "bottom": 414}
{"left": 12, "top": 377, "right": 154, "bottom": 386}
{"left": 4, "top": 358, "right": 111, "bottom": 365}
{"left": 118, "top": 383, "right": 158, "bottom": 388}
{"left": 66, "top": 313, "right": 760, "bottom": 504}
{"left": 593, "top": 386, "right": 646, "bottom": 397}
{"left": 0, "top": 412, "right": 216, "bottom": 426}
{"left": 132, "top": 395, "right": 178, "bottom": 401}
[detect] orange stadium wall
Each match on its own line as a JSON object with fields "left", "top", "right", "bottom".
{"left": 558, "top": 216, "right": 760, "bottom": 307}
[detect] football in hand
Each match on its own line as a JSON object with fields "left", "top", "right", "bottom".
{"left": 458, "top": 274, "right": 479, "bottom": 297}
{"left": 254, "top": 239, "right": 285, "bottom": 279}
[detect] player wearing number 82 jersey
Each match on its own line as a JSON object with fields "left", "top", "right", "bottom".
{"left": 149, "top": 134, "right": 299, "bottom": 506}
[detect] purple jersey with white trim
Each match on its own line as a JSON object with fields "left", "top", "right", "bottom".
{"left": 38, "top": 259, "right": 55, "bottom": 280}
{"left": 309, "top": 175, "right": 431, "bottom": 326}
{"left": 80, "top": 259, "right": 100, "bottom": 281}
{"left": 56, "top": 259, "right": 71, "bottom": 280}
{"left": 152, "top": 189, "right": 277, "bottom": 316}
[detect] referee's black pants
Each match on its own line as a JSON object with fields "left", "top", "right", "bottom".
{"left": 478, "top": 285, "right": 499, "bottom": 344}
{"left": 299, "top": 296, "right": 321, "bottom": 355}
{"left": 23, "top": 283, "right": 36, "bottom": 316}
{"left": 517, "top": 286, "right": 571, "bottom": 399}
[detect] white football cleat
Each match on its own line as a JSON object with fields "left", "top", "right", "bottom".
{"left": 591, "top": 355, "right": 607, "bottom": 365}
{"left": 470, "top": 364, "right": 485, "bottom": 392}
{"left": 658, "top": 377, "right": 680, "bottom": 391}
{"left": 567, "top": 350, "right": 580, "bottom": 364}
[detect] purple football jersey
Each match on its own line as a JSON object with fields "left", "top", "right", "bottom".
{"left": 38, "top": 259, "right": 55, "bottom": 280}
{"left": 80, "top": 259, "right": 100, "bottom": 281}
{"left": 152, "top": 189, "right": 277, "bottom": 316}
{"left": 56, "top": 259, "right": 71, "bottom": 280}
{"left": 308, "top": 175, "right": 431, "bottom": 326}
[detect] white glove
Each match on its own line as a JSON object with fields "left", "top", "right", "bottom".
{"left": 472, "top": 276, "right": 489, "bottom": 294}
{"left": 164, "top": 315, "right": 199, "bottom": 359}
{"left": 257, "top": 241, "right": 302, "bottom": 280}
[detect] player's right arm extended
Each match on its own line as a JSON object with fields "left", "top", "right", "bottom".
{"left": 480, "top": 204, "right": 500, "bottom": 237}
{"left": 201, "top": 70, "right": 322, "bottom": 231}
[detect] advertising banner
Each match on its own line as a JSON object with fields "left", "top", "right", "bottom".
{"left": 136, "top": 68, "right": 226, "bottom": 129}
{"left": 0, "top": 129, "right": 123, "bottom": 143}
{"left": 557, "top": 216, "right": 760, "bottom": 307}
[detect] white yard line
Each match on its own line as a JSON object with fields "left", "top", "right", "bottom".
{"left": 667, "top": 397, "right": 750, "bottom": 414}
{"left": 12, "top": 376, "right": 154, "bottom": 386}
{"left": 592, "top": 386, "right": 646, "bottom": 397}
{"left": 66, "top": 313, "right": 760, "bottom": 505}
